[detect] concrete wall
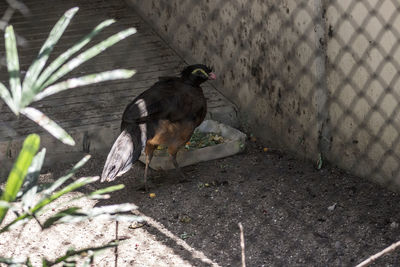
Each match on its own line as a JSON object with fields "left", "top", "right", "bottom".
{"left": 129, "top": 0, "right": 400, "bottom": 188}
{"left": 129, "top": 0, "right": 323, "bottom": 161}
{"left": 326, "top": 1, "right": 400, "bottom": 188}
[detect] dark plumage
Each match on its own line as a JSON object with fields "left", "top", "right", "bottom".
{"left": 101, "top": 64, "right": 216, "bottom": 190}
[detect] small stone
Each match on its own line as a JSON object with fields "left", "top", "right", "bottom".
{"left": 327, "top": 203, "right": 336, "bottom": 211}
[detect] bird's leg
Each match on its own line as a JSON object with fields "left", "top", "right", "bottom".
{"left": 144, "top": 144, "right": 155, "bottom": 191}
{"left": 172, "top": 154, "right": 187, "bottom": 181}
{"left": 168, "top": 146, "right": 187, "bottom": 182}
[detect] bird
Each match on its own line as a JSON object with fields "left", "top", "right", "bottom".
{"left": 101, "top": 64, "right": 216, "bottom": 190}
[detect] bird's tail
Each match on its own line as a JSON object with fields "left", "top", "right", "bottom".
{"left": 101, "top": 123, "right": 143, "bottom": 182}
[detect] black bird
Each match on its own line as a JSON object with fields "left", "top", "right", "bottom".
{"left": 101, "top": 64, "right": 216, "bottom": 190}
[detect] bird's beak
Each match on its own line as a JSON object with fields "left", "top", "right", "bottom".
{"left": 208, "top": 72, "right": 216, "bottom": 80}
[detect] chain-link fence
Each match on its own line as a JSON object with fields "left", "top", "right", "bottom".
{"left": 129, "top": 0, "right": 400, "bottom": 189}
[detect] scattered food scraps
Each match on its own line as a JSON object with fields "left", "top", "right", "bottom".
{"left": 155, "top": 131, "right": 225, "bottom": 151}
{"left": 179, "top": 215, "right": 192, "bottom": 223}
{"left": 149, "top": 193, "right": 156, "bottom": 198}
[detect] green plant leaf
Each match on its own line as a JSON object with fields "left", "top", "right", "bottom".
{"left": 56, "top": 213, "right": 142, "bottom": 225}
{"left": 34, "top": 69, "right": 136, "bottom": 101}
{"left": 5, "top": 25, "right": 22, "bottom": 111}
{"left": 21, "top": 107, "right": 75, "bottom": 146}
{"left": 89, "top": 184, "right": 125, "bottom": 197}
{"left": 0, "top": 134, "right": 40, "bottom": 224}
{"left": 21, "top": 185, "right": 38, "bottom": 212}
{"left": 43, "top": 207, "right": 83, "bottom": 229}
{"left": 0, "top": 81, "right": 18, "bottom": 115}
{"left": 21, "top": 7, "right": 79, "bottom": 107}
{"left": 87, "top": 203, "right": 138, "bottom": 215}
{"left": 32, "top": 176, "right": 99, "bottom": 215}
{"left": 0, "top": 176, "right": 98, "bottom": 233}
{"left": 17, "top": 148, "right": 46, "bottom": 198}
{"left": 48, "top": 240, "right": 120, "bottom": 266}
{"left": 40, "top": 155, "right": 90, "bottom": 198}
{"left": 44, "top": 204, "right": 141, "bottom": 226}
{"left": 0, "top": 257, "right": 26, "bottom": 265}
{"left": 0, "top": 201, "right": 11, "bottom": 208}
{"left": 42, "top": 27, "right": 136, "bottom": 89}
{"left": 34, "top": 19, "right": 116, "bottom": 90}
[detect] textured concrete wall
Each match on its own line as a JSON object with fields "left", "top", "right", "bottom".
{"left": 326, "top": 1, "right": 400, "bottom": 188}
{"left": 129, "top": 0, "right": 323, "bottom": 161}
{"left": 129, "top": 0, "right": 400, "bottom": 188}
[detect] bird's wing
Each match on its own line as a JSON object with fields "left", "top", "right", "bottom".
{"left": 122, "top": 79, "right": 205, "bottom": 124}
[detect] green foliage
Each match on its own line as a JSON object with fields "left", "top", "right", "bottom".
{"left": 0, "top": 135, "right": 142, "bottom": 265}
{"left": 0, "top": 7, "right": 136, "bottom": 146}
{"left": 0, "top": 6, "right": 141, "bottom": 266}
{"left": 0, "top": 134, "right": 40, "bottom": 224}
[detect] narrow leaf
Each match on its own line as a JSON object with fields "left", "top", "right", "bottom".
{"left": 43, "top": 207, "right": 83, "bottom": 229}
{"left": 0, "top": 257, "right": 26, "bottom": 265}
{"left": 69, "top": 184, "right": 125, "bottom": 202}
{"left": 56, "top": 213, "right": 142, "bottom": 225}
{"left": 0, "top": 201, "right": 11, "bottom": 208}
{"left": 34, "top": 69, "right": 136, "bottom": 101}
{"left": 32, "top": 176, "right": 99, "bottom": 215}
{"left": 18, "top": 148, "right": 46, "bottom": 198}
{"left": 0, "top": 216, "right": 30, "bottom": 233}
{"left": 21, "top": 185, "right": 37, "bottom": 212}
{"left": 1, "top": 176, "right": 98, "bottom": 232}
{"left": 85, "top": 203, "right": 138, "bottom": 216}
{"left": 40, "top": 155, "right": 91, "bottom": 197}
{"left": 0, "top": 82, "right": 18, "bottom": 114}
{"left": 5, "top": 26, "right": 22, "bottom": 110}
{"left": 35, "top": 19, "right": 116, "bottom": 90}
{"left": 0, "top": 134, "right": 40, "bottom": 224}
{"left": 90, "top": 184, "right": 125, "bottom": 197}
{"left": 21, "top": 107, "right": 75, "bottom": 146}
{"left": 42, "top": 27, "right": 136, "bottom": 89}
{"left": 0, "top": 176, "right": 99, "bottom": 234}
{"left": 26, "top": 258, "right": 33, "bottom": 267}
{"left": 21, "top": 7, "right": 79, "bottom": 107}
{"left": 50, "top": 240, "right": 120, "bottom": 265}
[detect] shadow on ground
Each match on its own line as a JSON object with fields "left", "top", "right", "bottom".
{"left": 51, "top": 139, "right": 400, "bottom": 267}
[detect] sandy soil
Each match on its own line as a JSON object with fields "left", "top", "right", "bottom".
{"left": 2, "top": 140, "right": 400, "bottom": 266}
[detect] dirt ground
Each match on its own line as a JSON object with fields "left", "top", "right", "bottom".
{"left": 2, "top": 140, "right": 400, "bottom": 266}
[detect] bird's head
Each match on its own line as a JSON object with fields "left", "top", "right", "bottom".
{"left": 181, "top": 64, "right": 216, "bottom": 85}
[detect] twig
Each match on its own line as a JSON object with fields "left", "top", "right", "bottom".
{"left": 356, "top": 240, "right": 400, "bottom": 267}
{"left": 32, "top": 213, "right": 44, "bottom": 230}
{"left": 114, "top": 221, "right": 119, "bottom": 267}
{"left": 238, "top": 222, "right": 246, "bottom": 267}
